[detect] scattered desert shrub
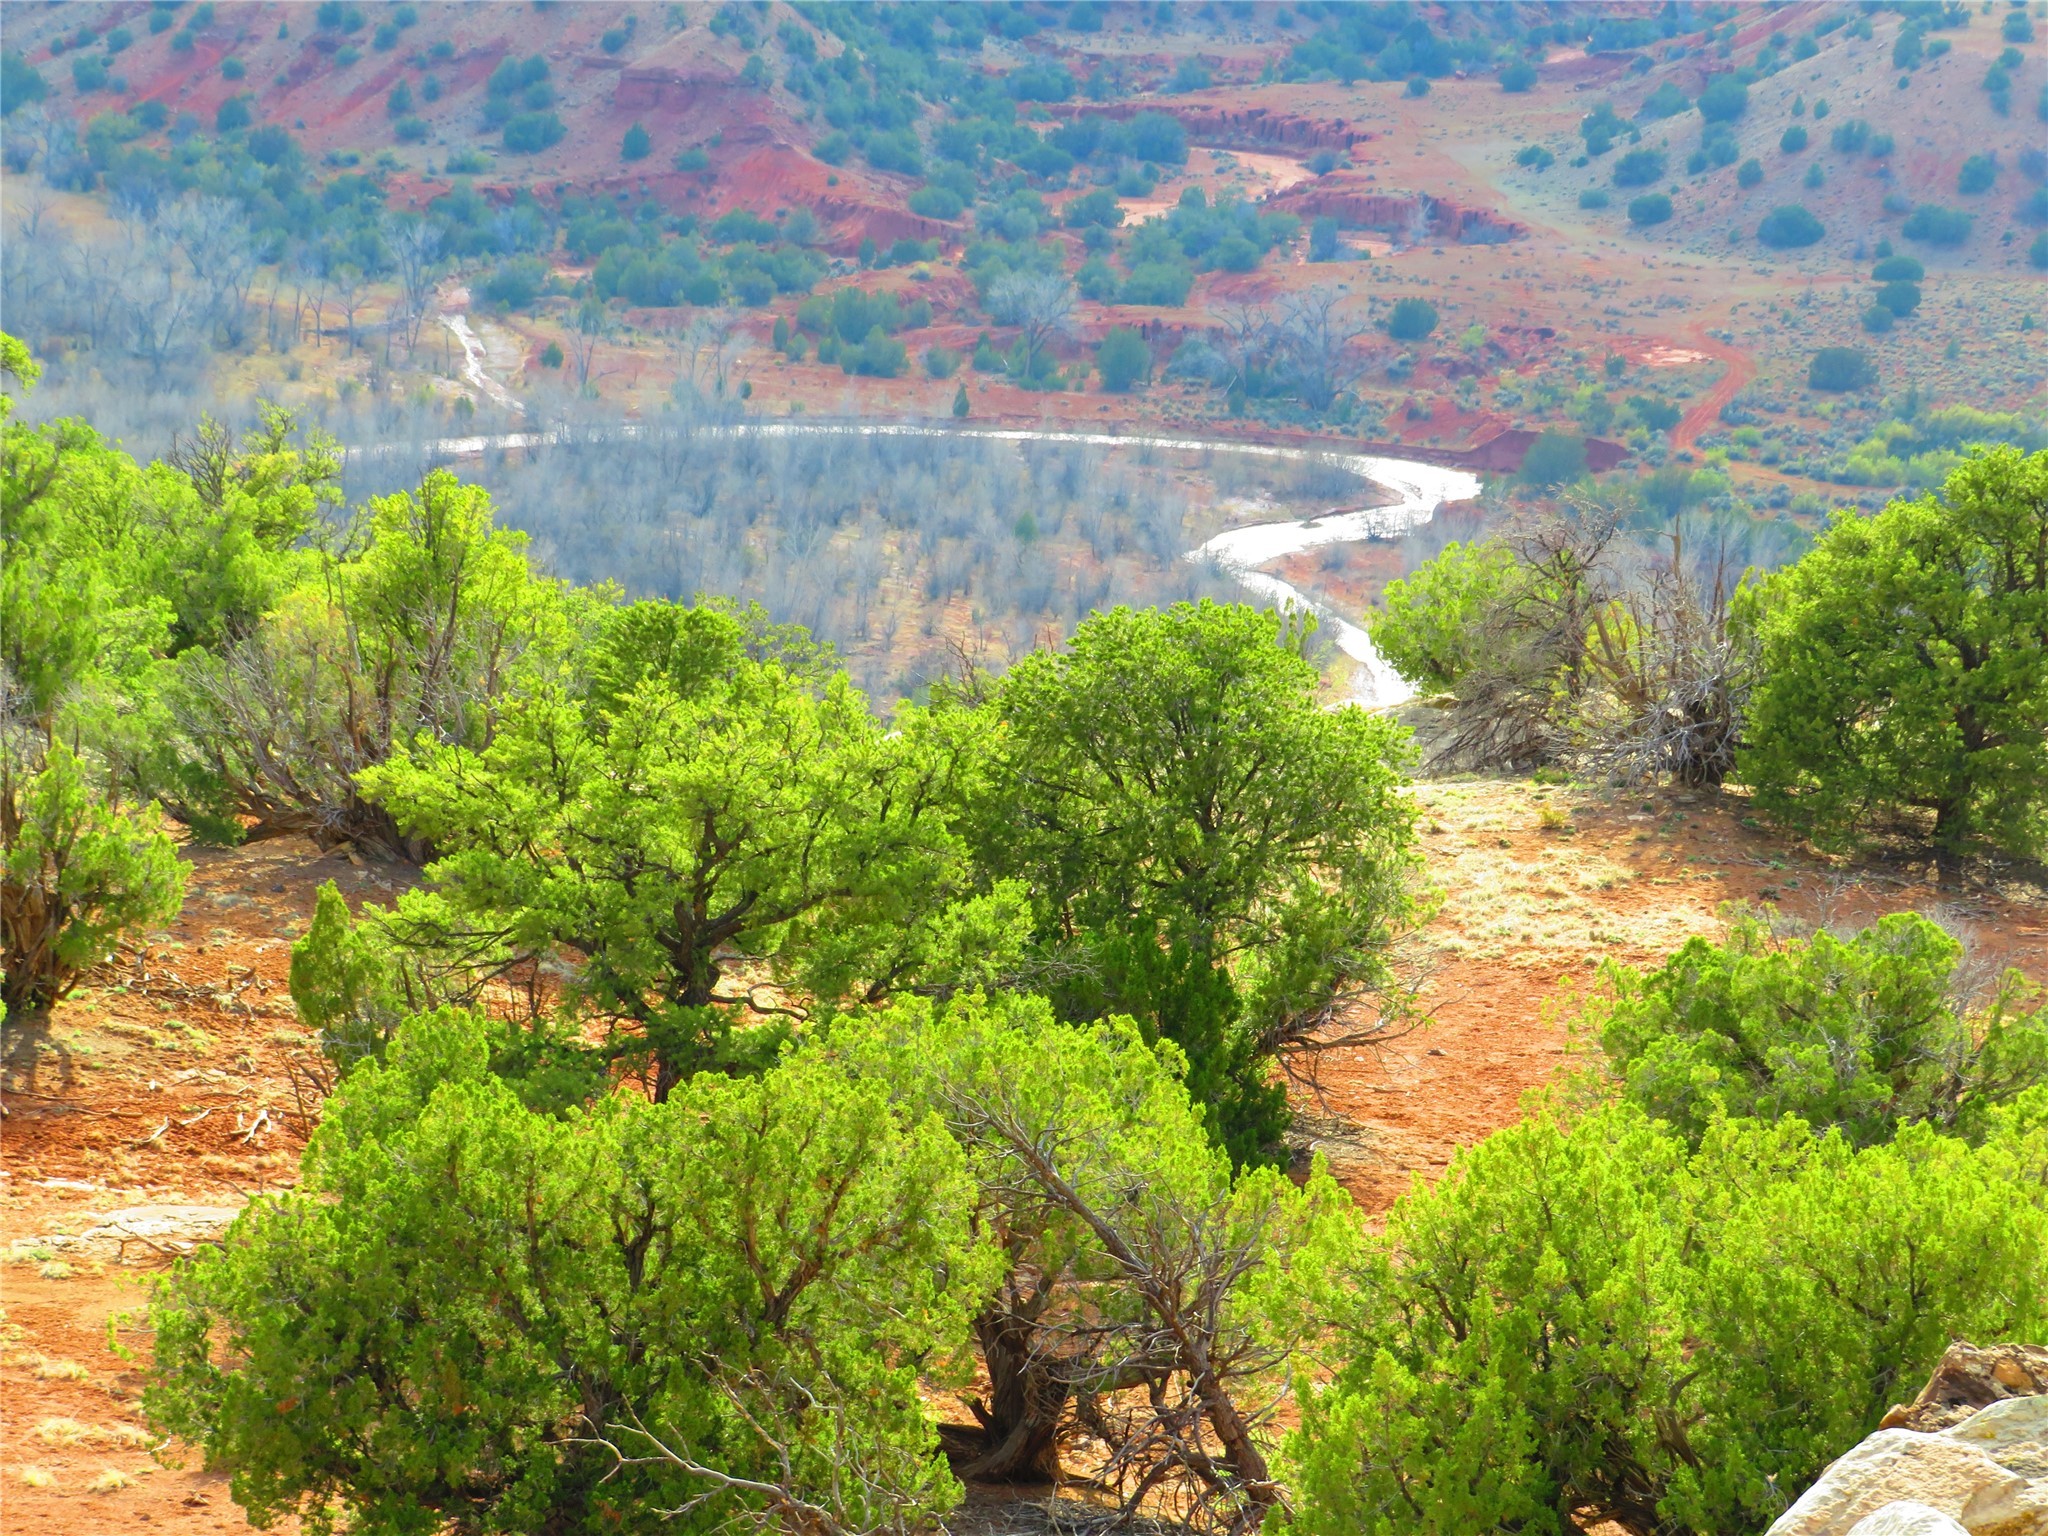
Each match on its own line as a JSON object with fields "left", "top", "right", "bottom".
{"left": 1697, "top": 74, "right": 1749, "bottom": 122}
{"left": 1627, "top": 193, "right": 1673, "bottom": 226}
{"left": 1958, "top": 153, "right": 2000, "bottom": 194}
{"left": 1095, "top": 326, "right": 1150, "bottom": 392}
{"left": 1902, "top": 203, "right": 1972, "bottom": 246}
{"left": 1611, "top": 147, "right": 1666, "bottom": 186}
{"left": 1757, "top": 203, "right": 1824, "bottom": 248}
{"left": 1807, "top": 346, "right": 1876, "bottom": 392}
{"left": 1385, "top": 297, "right": 1438, "bottom": 340}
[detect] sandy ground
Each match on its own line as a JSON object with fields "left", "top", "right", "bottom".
{"left": 6, "top": 776, "right": 2042, "bottom": 1531}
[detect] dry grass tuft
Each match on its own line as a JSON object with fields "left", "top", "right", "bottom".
{"left": 19, "top": 1465, "right": 56, "bottom": 1488}
{"left": 88, "top": 1468, "right": 133, "bottom": 1493}
{"left": 33, "top": 1417, "right": 153, "bottom": 1449}
{"left": 33, "top": 1356, "right": 91, "bottom": 1381}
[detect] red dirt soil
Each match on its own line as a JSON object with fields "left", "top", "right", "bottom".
{"left": 1668, "top": 325, "right": 1759, "bottom": 456}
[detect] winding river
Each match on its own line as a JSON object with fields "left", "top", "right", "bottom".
{"left": 415, "top": 347, "right": 1480, "bottom": 707}
{"left": 730, "top": 425, "right": 1479, "bottom": 706}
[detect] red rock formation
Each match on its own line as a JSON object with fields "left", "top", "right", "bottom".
{"left": 1042, "top": 100, "right": 1367, "bottom": 153}
{"left": 1268, "top": 183, "right": 1524, "bottom": 245}
{"left": 616, "top": 66, "right": 742, "bottom": 113}
{"left": 1880, "top": 1343, "right": 2048, "bottom": 1433}
{"left": 1459, "top": 429, "right": 1629, "bottom": 474}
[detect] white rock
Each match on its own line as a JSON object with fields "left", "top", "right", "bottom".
{"left": 1766, "top": 1431, "right": 2028, "bottom": 1536}
{"left": 1943, "top": 1394, "right": 2048, "bottom": 1457}
{"left": 1946, "top": 1396, "right": 2048, "bottom": 1536}
{"left": 10, "top": 1204, "right": 243, "bottom": 1264}
{"left": 1847, "top": 1503, "right": 1971, "bottom": 1536}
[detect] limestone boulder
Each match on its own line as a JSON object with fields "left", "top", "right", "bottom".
{"left": 1846, "top": 1504, "right": 1971, "bottom": 1536}
{"left": 1766, "top": 1361, "right": 2046, "bottom": 1536}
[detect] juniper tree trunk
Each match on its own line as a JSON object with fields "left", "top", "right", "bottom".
{"left": 958, "top": 1306, "right": 1067, "bottom": 1483}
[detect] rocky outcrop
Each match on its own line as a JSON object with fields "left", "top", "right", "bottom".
{"left": 11, "top": 1204, "right": 242, "bottom": 1265}
{"left": 1265, "top": 183, "right": 1523, "bottom": 246}
{"left": 1460, "top": 429, "right": 1630, "bottom": 474}
{"left": 1767, "top": 1346, "right": 2048, "bottom": 1536}
{"left": 616, "top": 66, "right": 745, "bottom": 113}
{"left": 1883, "top": 1346, "right": 2048, "bottom": 1433}
{"left": 1042, "top": 101, "right": 1366, "bottom": 154}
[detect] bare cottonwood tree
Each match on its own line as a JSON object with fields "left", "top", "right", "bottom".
{"left": 1211, "top": 298, "right": 1276, "bottom": 397}
{"left": 331, "top": 262, "right": 366, "bottom": 355}
{"left": 68, "top": 236, "right": 133, "bottom": 354}
{"left": 1, "top": 201, "right": 59, "bottom": 336}
{"left": 383, "top": 212, "right": 443, "bottom": 357}
{"left": 293, "top": 243, "right": 331, "bottom": 350}
{"left": 121, "top": 220, "right": 202, "bottom": 374}
{"left": 566, "top": 296, "right": 612, "bottom": 392}
{"left": 28, "top": 111, "right": 84, "bottom": 189}
{"left": 988, "top": 270, "right": 1076, "bottom": 379}
{"left": 161, "top": 195, "right": 258, "bottom": 342}
{"left": 1275, "top": 287, "right": 1365, "bottom": 412}
{"left": 0, "top": 108, "right": 43, "bottom": 174}
{"left": 674, "top": 308, "right": 748, "bottom": 400}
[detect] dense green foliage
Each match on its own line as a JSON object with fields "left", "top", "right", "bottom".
{"left": 1095, "top": 325, "right": 1150, "bottom": 392}
{"left": 171, "top": 468, "right": 585, "bottom": 855}
{"left": 1282, "top": 1095, "right": 2048, "bottom": 1536}
{"left": 9, "top": 306, "right": 2043, "bottom": 1536}
{"left": 1957, "top": 152, "right": 1999, "bottom": 195}
{"left": 1591, "top": 911, "right": 2048, "bottom": 1147}
{"left": 1627, "top": 193, "right": 1673, "bottom": 227}
{"left": 1368, "top": 540, "right": 1519, "bottom": 693}
{"left": 1697, "top": 75, "right": 1750, "bottom": 123}
{"left": 357, "top": 600, "right": 995, "bottom": 1096}
{"left": 1611, "top": 147, "right": 1666, "bottom": 187}
{"left": 2, "top": 741, "right": 187, "bottom": 1016}
{"left": 149, "top": 1007, "right": 997, "bottom": 1536}
{"left": 1, "top": 338, "right": 194, "bottom": 1011}
{"left": 1518, "top": 430, "right": 1589, "bottom": 486}
{"left": 1368, "top": 447, "right": 2044, "bottom": 861}
{"left": 1903, "top": 203, "right": 1973, "bottom": 246}
{"left": 962, "top": 602, "right": 1423, "bottom": 1165}
{"left": 1834, "top": 405, "right": 2046, "bottom": 489}
{"left": 1740, "top": 447, "right": 2048, "bottom": 858}
{"left": 841, "top": 990, "right": 1362, "bottom": 1508}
